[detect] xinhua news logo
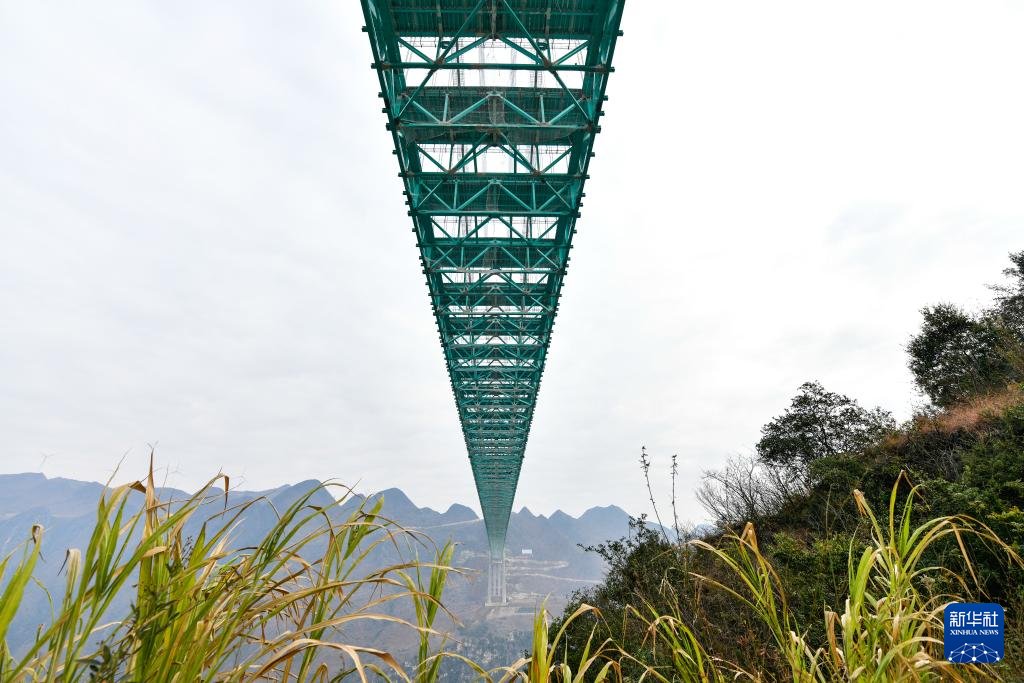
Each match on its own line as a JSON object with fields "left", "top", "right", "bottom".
{"left": 944, "top": 603, "right": 1004, "bottom": 664}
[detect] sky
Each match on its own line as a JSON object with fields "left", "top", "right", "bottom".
{"left": 2, "top": 1, "right": 1023, "bottom": 522}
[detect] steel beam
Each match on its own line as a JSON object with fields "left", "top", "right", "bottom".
{"left": 361, "top": 0, "right": 624, "bottom": 604}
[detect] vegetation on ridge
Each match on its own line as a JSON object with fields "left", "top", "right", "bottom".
{"left": 552, "top": 251, "right": 1024, "bottom": 680}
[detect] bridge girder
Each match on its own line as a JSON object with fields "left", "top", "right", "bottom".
{"left": 361, "top": 0, "right": 624, "bottom": 597}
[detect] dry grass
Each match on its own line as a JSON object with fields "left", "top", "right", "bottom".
{"left": 915, "top": 385, "right": 1023, "bottom": 435}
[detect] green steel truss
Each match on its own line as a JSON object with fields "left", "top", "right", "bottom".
{"left": 360, "top": 0, "right": 624, "bottom": 580}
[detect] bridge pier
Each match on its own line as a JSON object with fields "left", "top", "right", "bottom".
{"left": 486, "top": 555, "right": 507, "bottom": 606}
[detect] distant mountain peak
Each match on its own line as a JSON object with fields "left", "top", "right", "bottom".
{"left": 442, "top": 503, "right": 477, "bottom": 522}
{"left": 579, "top": 504, "right": 629, "bottom": 519}
{"left": 375, "top": 487, "right": 417, "bottom": 509}
{"left": 377, "top": 486, "right": 408, "bottom": 496}
{"left": 291, "top": 478, "right": 325, "bottom": 491}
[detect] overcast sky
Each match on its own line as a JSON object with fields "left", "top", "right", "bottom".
{"left": 2, "top": 1, "right": 1023, "bottom": 522}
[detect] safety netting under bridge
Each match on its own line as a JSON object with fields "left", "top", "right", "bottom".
{"left": 360, "top": 0, "right": 625, "bottom": 604}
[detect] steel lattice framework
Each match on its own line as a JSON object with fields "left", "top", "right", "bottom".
{"left": 361, "top": 0, "right": 624, "bottom": 603}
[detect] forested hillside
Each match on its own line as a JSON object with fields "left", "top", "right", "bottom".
{"left": 553, "top": 251, "right": 1024, "bottom": 679}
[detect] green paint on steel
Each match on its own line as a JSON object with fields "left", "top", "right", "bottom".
{"left": 361, "top": 0, "right": 624, "bottom": 560}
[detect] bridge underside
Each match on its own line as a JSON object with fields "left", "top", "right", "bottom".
{"left": 361, "top": 0, "right": 623, "bottom": 603}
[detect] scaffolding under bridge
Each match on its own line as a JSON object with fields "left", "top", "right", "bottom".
{"left": 360, "top": 0, "right": 625, "bottom": 604}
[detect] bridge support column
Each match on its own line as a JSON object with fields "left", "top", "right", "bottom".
{"left": 486, "top": 555, "right": 507, "bottom": 605}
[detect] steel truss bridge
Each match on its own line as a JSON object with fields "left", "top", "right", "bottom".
{"left": 360, "top": 0, "right": 624, "bottom": 604}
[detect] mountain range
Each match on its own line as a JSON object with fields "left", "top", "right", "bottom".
{"left": 0, "top": 472, "right": 638, "bottom": 664}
